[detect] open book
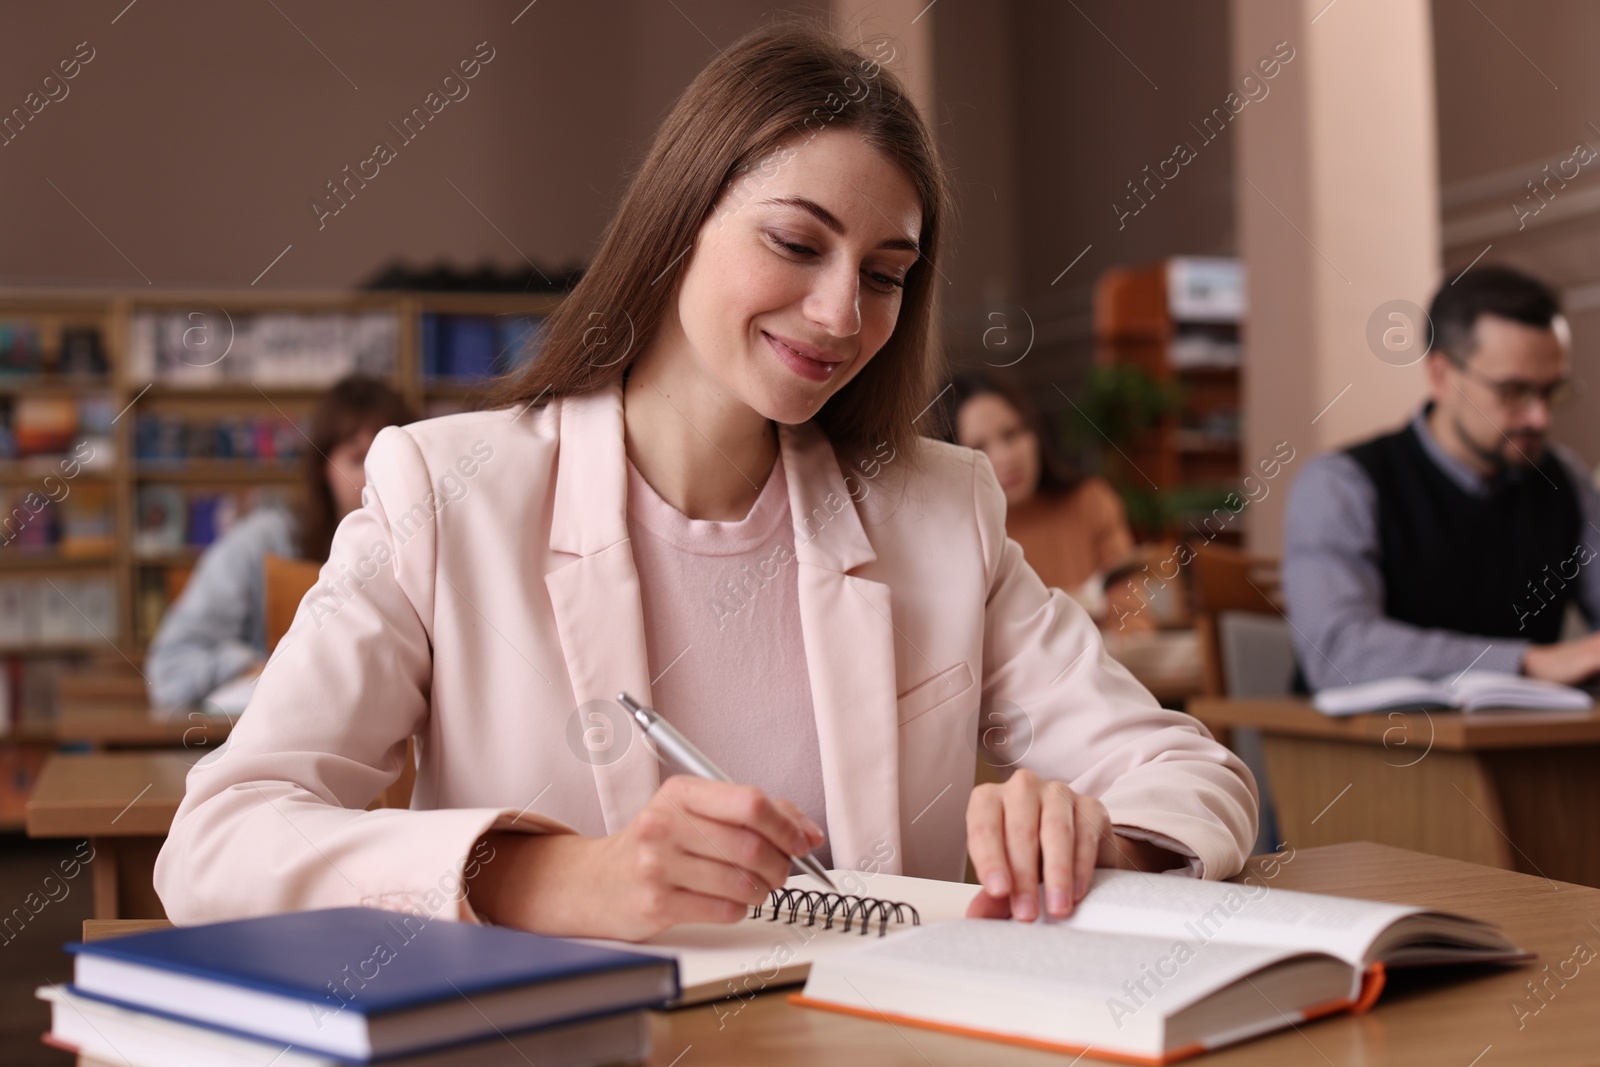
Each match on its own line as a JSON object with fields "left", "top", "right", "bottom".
{"left": 1312, "top": 670, "right": 1592, "bottom": 716}
{"left": 581, "top": 871, "right": 980, "bottom": 1005}
{"left": 794, "top": 868, "right": 1529, "bottom": 1065}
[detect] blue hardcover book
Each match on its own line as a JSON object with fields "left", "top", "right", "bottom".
{"left": 448, "top": 316, "right": 497, "bottom": 381}
{"left": 66, "top": 907, "right": 678, "bottom": 1061}
{"left": 419, "top": 313, "right": 445, "bottom": 379}
{"left": 496, "top": 315, "right": 544, "bottom": 374}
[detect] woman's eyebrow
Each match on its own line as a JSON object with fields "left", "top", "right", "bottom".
{"left": 757, "top": 195, "right": 919, "bottom": 253}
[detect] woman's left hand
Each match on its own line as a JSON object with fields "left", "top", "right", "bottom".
{"left": 965, "top": 769, "right": 1178, "bottom": 921}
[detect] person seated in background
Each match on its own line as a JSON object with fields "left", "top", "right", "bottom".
{"left": 946, "top": 371, "right": 1153, "bottom": 630}
{"left": 145, "top": 376, "right": 415, "bottom": 708}
{"left": 1284, "top": 266, "right": 1600, "bottom": 692}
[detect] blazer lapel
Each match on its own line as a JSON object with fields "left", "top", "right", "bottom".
{"left": 544, "top": 389, "right": 660, "bottom": 833}
{"left": 541, "top": 389, "right": 905, "bottom": 871}
{"left": 780, "top": 424, "right": 904, "bottom": 875}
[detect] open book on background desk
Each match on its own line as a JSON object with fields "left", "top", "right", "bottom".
{"left": 1312, "top": 670, "right": 1592, "bottom": 716}
{"left": 795, "top": 868, "right": 1530, "bottom": 1065}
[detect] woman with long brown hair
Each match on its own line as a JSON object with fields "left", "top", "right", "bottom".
{"left": 157, "top": 20, "right": 1254, "bottom": 939}
{"left": 144, "top": 375, "right": 413, "bottom": 708}
{"left": 944, "top": 370, "right": 1146, "bottom": 628}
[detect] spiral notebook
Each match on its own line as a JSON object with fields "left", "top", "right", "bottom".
{"left": 585, "top": 871, "right": 981, "bottom": 1005}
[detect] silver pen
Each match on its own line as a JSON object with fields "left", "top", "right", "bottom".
{"left": 616, "top": 691, "right": 837, "bottom": 891}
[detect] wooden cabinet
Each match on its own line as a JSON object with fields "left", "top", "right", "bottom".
{"left": 1092, "top": 257, "right": 1243, "bottom": 541}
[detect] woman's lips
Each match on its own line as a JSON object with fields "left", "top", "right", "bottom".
{"left": 764, "top": 331, "right": 838, "bottom": 382}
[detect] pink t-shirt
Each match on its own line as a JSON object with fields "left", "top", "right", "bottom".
{"left": 626, "top": 455, "right": 831, "bottom": 868}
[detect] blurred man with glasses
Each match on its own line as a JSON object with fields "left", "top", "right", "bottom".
{"left": 1285, "top": 266, "right": 1600, "bottom": 691}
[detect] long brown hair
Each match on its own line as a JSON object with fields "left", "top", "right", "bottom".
{"left": 485, "top": 18, "right": 952, "bottom": 462}
{"left": 299, "top": 376, "right": 415, "bottom": 562}
{"left": 941, "top": 370, "right": 1085, "bottom": 498}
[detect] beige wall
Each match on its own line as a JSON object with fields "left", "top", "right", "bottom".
{"left": 1234, "top": 0, "right": 1440, "bottom": 554}
{"left": 5, "top": 1, "right": 1590, "bottom": 474}
{"left": 1006, "top": 0, "right": 1234, "bottom": 406}
{"left": 0, "top": 1, "right": 825, "bottom": 289}
{"left": 1433, "top": 0, "right": 1600, "bottom": 466}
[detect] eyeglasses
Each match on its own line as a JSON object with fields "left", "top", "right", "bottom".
{"left": 1446, "top": 356, "right": 1574, "bottom": 410}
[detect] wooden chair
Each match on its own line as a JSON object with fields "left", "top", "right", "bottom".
{"left": 263, "top": 553, "right": 322, "bottom": 653}
{"left": 1188, "top": 545, "right": 1284, "bottom": 698}
{"left": 262, "top": 554, "right": 417, "bottom": 811}
{"left": 1187, "top": 544, "right": 1287, "bottom": 854}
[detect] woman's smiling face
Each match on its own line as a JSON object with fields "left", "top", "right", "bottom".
{"left": 667, "top": 127, "right": 924, "bottom": 426}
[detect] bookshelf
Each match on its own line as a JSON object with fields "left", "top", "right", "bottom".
{"left": 0, "top": 288, "right": 562, "bottom": 787}
{"left": 1091, "top": 257, "right": 1243, "bottom": 542}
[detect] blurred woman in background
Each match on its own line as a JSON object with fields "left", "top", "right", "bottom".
{"left": 145, "top": 375, "right": 415, "bottom": 708}
{"left": 946, "top": 370, "right": 1148, "bottom": 628}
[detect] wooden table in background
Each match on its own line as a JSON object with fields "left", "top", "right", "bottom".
{"left": 73, "top": 843, "right": 1600, "bottom": 1066}
{"left": 25, "top": 751, "right": 192, "bottom": 920}
{"left": 55, "top": 698, "right": 232, "bottom": 751}
{"left": 1191, "top": 697, "right": 1600, "bottom": 888}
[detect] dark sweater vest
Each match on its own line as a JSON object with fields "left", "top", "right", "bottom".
{"left": 1345, "top": 423, "right": 1581, "bottom": 645}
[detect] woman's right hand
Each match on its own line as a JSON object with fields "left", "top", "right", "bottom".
{"left": 467, "top": 775, "right": 824, "bottom": 941}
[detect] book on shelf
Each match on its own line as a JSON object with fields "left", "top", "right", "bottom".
{"left": 53, "top": 906, "right": 676, "bottom": 1063}
{"left": 134, "top": 486, "right": 186, "bottom": 555}
{"left": 127, "top": 309, "right": 399, "bottom": 386}
{"left": 185, "top": 493, "right": 224, "bottom": 547}
{"left": 0, "top": 574, "right": 117, "bottom": 649}
{"left": 794, "top": 867, "right": 1529, "bottom": 1065}
{"left": 0, "top": 489, "right": 58, "bottom": 553}
{"left": 0, "top": 319, "right": 44, "bottom": 374}
{"left": 135, "top": 412, "right": 305, "bottom": 465}
{"left": 11, "top": 396, "right": 78, "bottom": 455}
{"left": 1312, "top": 670, "right": 1593, "bottom": 715}
{"left": 55, "top": 483, "right": 115, "bottom": 557}
{"left": 0, "top": 395, "right": 116, "bottom": 468}
{"left": 421, "top": 312, "right": 545, "bottom": 382}
{"left": 0, "top": 320, "right": 108, "bottom": 377}
{"left": 135, "top": 486, "right": 290, "bottom": 556}
{"left": 59, "top": 325, "right": 110, "bottom": 376}
{"left": 137, "top": 567, "right": 194, "bottom": 644}
{"left": 1166, "top": 257, "right": 1244, "bottom": 323}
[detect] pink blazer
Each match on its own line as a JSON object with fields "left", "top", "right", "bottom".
{"left": 154, "top": 387, "right": 1257, "bottom": 924}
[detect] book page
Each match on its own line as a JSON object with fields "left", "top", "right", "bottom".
{"left": 803, "top": 919, "right": 1342, "bottom": 1054}
{"left": 1060, "top": 870, "right": 1420, "bottom": 967}
{"left": 1449, "top": 671, "right": 1592, "bottom": 711}
{"left": 581, "top": 870, "right": 981, "bottom": 1004}
{"left": 1311, "top": 676, "right": 1452, "bottom": 715}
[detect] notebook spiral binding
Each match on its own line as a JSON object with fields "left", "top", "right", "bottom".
{"left": 751, "top": 888, "right": 922, "bottom": 937}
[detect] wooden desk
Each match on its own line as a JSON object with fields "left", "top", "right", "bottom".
{"left": 74, "top": 843, "right": 1600, "bottom": 1066}
{"left": 57, "top": 666, "right": 149, "bottom": 703}
{"left": 56, "top": 698, "right": 233, "bottom": 750}
{"left": 26, "top": 751, "right": 192, "bottom": 920}
{"left": 1191, "top": 697, "right": 1600, "bottom": 888}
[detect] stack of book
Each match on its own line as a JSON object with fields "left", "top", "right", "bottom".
{"left": 41, "top": 907, "right": 677, "bottom": 1067}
